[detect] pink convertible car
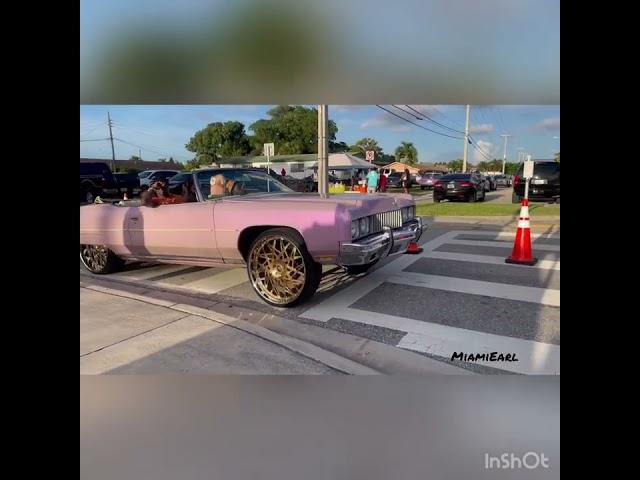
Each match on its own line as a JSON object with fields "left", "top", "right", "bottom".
{"left": 80, "top": 168, "right": 423, "bottom": 307}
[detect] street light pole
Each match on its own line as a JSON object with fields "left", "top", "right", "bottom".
{"left": 500, "top": 134, "right": 511, "bottom": 175}
{"left": 318, "top": 105, "right": 329, "bottom": 196}
{"left": 462, "top": 104, "right": 470, "bottom": 173}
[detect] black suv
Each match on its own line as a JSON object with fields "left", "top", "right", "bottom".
{"left": 512, "top": 161, "right": 560, "bottom": 203}
{"left": 80, "top": 162, "right": 118, "bottom": 203}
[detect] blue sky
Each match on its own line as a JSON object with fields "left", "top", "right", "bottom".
{"left": 80, "top": 105, "right": 560, "bottom": 164}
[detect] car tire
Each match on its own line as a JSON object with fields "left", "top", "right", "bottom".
{"left": 345, "top": 259, "right": 379, "bottom": 275}
{"left": 468, "top": 190, "right": 477, "bottom": 203}
{"left": 247, "top": 228, "right": 322, "bottom": 307}
{"left": 80, "top": 245, "right": 124, "bottom": 274}
{"left": 82, "top": 188, "right": 96, "bottom": 204}
{"left": 433, "top": 196, "right": 441, "bottom": 203}
{"left": 512, "top": 191, "right": 522, "bottom": 203}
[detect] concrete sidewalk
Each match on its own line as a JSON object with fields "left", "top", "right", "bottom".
{"left": 80, "top": 287, "right": 374, "bottom": 375}
{"left": 80, "top": 279, "right": 473, "bottom": 375}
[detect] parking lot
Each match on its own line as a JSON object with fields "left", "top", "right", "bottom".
{"left": 80, "top": 222, "right": 560, "bottom": 375}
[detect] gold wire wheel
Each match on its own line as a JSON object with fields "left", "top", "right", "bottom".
{"left": 80, "top": 244, "right": 109, "bottom": 272}
{"left": 248, "top": 235, "right": 307, "bottom": 305}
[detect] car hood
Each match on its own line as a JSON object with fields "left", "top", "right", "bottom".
{"left": 220, "top": 192, "right": 414, "bottom": 217}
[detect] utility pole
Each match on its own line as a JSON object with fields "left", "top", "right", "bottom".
{"left": 500, "top": 134, "right": 511, "bottom": 175}
{"left": 317, "top": 105, "right": 329, "bottom": 196}
{"left": 107, "top": 112, "right": 116, "bottom": 171}
{"left": 462, "top": 105, "right": 470, "bottom": 173}
{"left": 139, "top": 149, "right": 142, "bottom": 161}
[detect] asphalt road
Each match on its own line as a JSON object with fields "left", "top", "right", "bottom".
{"left": 80, "top": 223, "right": 560, "bottom": 375}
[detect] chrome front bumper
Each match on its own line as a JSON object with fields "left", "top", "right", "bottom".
{"left": 338, "top": 218, "right": 424, "bottom": 266}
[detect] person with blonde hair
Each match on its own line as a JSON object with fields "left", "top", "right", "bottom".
{"left": 210, "top": 174, "right": 226, "bottom": 197}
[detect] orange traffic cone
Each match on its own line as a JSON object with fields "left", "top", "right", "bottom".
{"left": 505, "top": 199, "right": 538, "bottom": 266}
{"left": 406, "top": 241, "right": 423, "bottom": 254}
{"left": 123, "top": 192, "right": 128, "bottom": 201}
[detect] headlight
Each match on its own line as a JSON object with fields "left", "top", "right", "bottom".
{"left": 401, "top": 207, "right": 409, "bottom": 222}
{"left": 351, "top": 221, "right": 360, "bottom": 239}
{"left": 407, "top": 206, "right": 415, "bottom": 220}
{"left": 359, "top": 217, "right": 370, "bottom": 236}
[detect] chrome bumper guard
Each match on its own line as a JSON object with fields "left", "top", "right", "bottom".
{"left": 338, "top": 218, "right": 424, "bottom": 266}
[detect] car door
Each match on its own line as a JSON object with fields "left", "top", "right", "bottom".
{"left": 125, "top": 201, "right": 221, "bottom": 263}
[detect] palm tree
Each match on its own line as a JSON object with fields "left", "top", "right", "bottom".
{"left": 394, "top": 141, "right": 418, "bottom": 166}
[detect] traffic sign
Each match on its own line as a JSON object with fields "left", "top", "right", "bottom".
{"left": 365, "top": 150, "right": 374, "bottom": 162}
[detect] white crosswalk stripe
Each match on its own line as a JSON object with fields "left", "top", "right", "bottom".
{"left": 300, "top": 229, "right": 560, "bottom": 375}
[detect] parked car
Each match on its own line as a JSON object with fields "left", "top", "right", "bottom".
{"left": 512, "top": 161, "right": 560, "bottom": 203}
{"left": 113, "top": 172, "right": 141, "bottom": 197}
{"left": 433, "top": 173, "right": 486, "bottom": 203}
{"left": 415, "top": 172, "right": 443, "bottom": 190}
{"left": 386, "top": 172, "right": 414, "bottom": 188}
{"left": 80, "top": 162, "right": 119, "bottom": 204}
{"left": 138, "top": 169, "right": 180, "bottom": 187}
{"left": 80, "top": 168, "right": 423, "bottom": 307}
{"left": 486, "top": 175, "right": 498, "bottom": 191}
{"left": 494, "top": 175, "right": 511, "bottom": 187}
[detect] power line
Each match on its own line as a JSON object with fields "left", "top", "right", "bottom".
{"left": 469, "top": 138, "right": 494, "bottom": 163}
{"left": 114, "top": 137, "right": 186, "bottom": 161}
{"left": 80, "top": 122, "right": 107, "bottom": 138}
{"left": 80, "top": 138, "right": 109, "bottom": 142}
{"left": 403, "top": 105, "right": 466, "bottom": 135}
{"left": 375, "top": 105, "right": 463, "bottom": 140}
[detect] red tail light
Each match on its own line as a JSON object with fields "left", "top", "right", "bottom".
{"left": 513, "top": 175, "right": 521, "bottom": 187}
{"left": 459, "top": 181, "right": 472, "bottom": 187}
{"left": 434, "top": 181, "right": 443, "bottom": 188}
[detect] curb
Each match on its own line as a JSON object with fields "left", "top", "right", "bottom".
{"left": 80, "top": 282, "right": 379, "bottom": 375}
{"left": 80, "top": 278, "right": 473, "bottom": 375}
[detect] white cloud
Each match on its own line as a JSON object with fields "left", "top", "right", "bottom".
{"left": 473, "top": 140, "right": 497, "bottom": 163}
{"left": 361, "top": 112, "right": 413, "bottom": 132}
{"left": 469, "top": 123, "right": 494, "bottom": 134}
{"left": 533, "top": 117, "right": 560, "bottom": 131}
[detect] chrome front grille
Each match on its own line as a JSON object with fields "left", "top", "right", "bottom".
{"left": 371, "top": 209, "right": 403, "bottom": 233}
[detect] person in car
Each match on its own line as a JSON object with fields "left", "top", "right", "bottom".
{"left": 209, "top": 174, "right": 226, "bottom": 198}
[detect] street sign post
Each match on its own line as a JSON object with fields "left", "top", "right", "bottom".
{"left": 264, "top": 143, "right": 275, "bottom": 192}
{"left": 365, "top": 150, "right": 374, "bottom": 162}
{"left": 523, "top": 156, "right": 534, "bottom": 199}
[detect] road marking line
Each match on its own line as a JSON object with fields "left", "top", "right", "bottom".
{"left": 453, "top": 230, "right": 560, "bottom": 240}
{"left": 422, "top": 251, "right": 560, "bottom": 271}
{"left": 330, "top": 307, "right": 559, "bottom": 374}
{"left": 114, "top": 264, "right": 192, "bottom": 280}
{"left": 300, "top": 230, "right": 460, "bottom": 322}
{"left": 387, "top": 272, "right": 560, "bottom": 307}
{"left": 448, "top": 239, "right": 560, "bottom": 252}
{"left": 168, "top": 267, "right": 248, "bottom": 294}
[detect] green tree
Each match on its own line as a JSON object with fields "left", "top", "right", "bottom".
{"left": 394, "top": 141, "right": 418, "bottom": 166}
{"left": 504, "top": 162, "right": 520, "bottom": 175}
{"left": 184, "top": 157, "right": 209, "bottom": 171}
{"left": 186, "top": 121, "right": 252, "bottom": 163}
{"left": 329, "top": 140, "right": 350, "bottom": 153}
{"left": 448, "top": 159, "right": 464, "bottom": 172}
{"left": 349, "top": 138, "right": 384, "bottom": 159}
{"left": 249, "top": 105, "right": 338, "bottom": 155}
{"left": 554, "top": 151, "right": 560, "bottom": 163}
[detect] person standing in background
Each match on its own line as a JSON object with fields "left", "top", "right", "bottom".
{"left": 401, "top": 168, "right": 411, "bottom": 194}
{"left": 378, "top": 171, "right": 387, "bottom": 192}
{"left": 366, "top": 168, "right": 380, "bottom": 194}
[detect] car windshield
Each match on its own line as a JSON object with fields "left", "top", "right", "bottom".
{"left": 196, "top": 169, "right": 293, "bottom": 198}
{"left": 440, "top": 174, "right": 471, "bottom": 181}
{"left": 138, "top": 171, "right": 152, "bottom": 178}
